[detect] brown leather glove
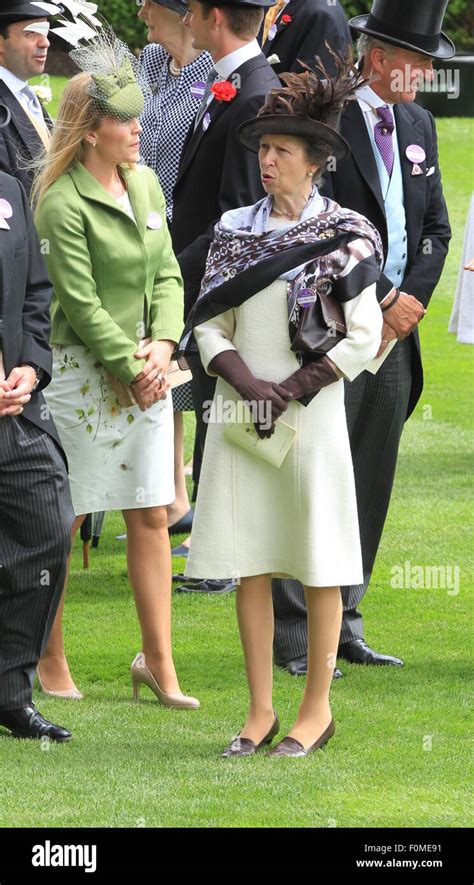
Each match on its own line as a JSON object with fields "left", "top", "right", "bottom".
{"left": 279, "top": 355, "right": 342, "bottom": 406}
{"left": 208, "top": 350, "right": 293, "bottom": 438}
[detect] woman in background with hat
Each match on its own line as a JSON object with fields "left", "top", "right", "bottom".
{"left": 33, "top": 27, "right": 200, "bottom": 710}
{"left": 179, "top": 60, "right": 388, "bottom": 757}
{"left": 137, "top": 0, "right": 213, "bottom": 552}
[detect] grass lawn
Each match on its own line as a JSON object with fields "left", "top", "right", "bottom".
{"left": 0, "top": 107, "right": 472, "bottom": 829}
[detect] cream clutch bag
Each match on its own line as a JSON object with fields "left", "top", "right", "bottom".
{"left": 224, "top": 404, "right": 297, "bottom": 468}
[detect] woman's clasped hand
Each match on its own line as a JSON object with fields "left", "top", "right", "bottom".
{"left": 132, "top": 339, "right": 175, "bottom": 410}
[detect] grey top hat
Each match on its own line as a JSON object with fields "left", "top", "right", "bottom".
{"left": 349, "top": 0, "right": 455, "bottom": 60}
{"left": 0, "top": 1, "right": 64, "bottom": 24}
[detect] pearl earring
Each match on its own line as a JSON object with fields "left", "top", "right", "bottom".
{"left": 307, "top": 170, "right": 313, "bottom": 177}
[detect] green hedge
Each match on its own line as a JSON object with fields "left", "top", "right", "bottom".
{"left": 100, "top": 0, "right": 473, "bottom": 54}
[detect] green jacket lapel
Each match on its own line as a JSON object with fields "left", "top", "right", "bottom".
{"left": 68, "top": 163, "right": 148, "bottom": 236}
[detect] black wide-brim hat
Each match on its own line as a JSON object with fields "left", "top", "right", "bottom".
{"left": 349, "top": 0, "right": 455, "bottom": 60}
{"left": 148, "top": 0, "right": 189, "bottom": 15}
{"left": 196, "top": 0, "right": 277, "bottom": 7}
{"left": 0, "top": 1, "right": 64, "bottom": 24}
{"left": 237, "top": 114, "right": 351, "bottom": 160}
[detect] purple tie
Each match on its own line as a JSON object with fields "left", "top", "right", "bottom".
{"left": 374, "top": 105, "right": 394, "bottom": 177}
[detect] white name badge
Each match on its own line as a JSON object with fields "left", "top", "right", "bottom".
{"left": 147, "top": 212, "right": 162, "bottom": 230}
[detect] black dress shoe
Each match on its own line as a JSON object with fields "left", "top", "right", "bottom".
{"left": 175, "top": 577, "right": 236, "bottom": 594}
{"left": 338, "top": 639, "right": 404, "bottom": 667}
{"left": 168, "top": 507, "right": 194, "bottom": 536}
{"left": 278, "top": 656, "right": 343, "bottom": 679}
{"left": 221, "top": 714, "right": 280, "bottom": 757}
{"left": 267, "top": 719, "right": 335, "bottom": 757}
{"left": 0, "top": 705, "right": 72, "bottom": 741}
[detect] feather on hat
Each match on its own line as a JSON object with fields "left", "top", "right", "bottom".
{"left": 237, "top": 50, "right": 366, "bottom": 160}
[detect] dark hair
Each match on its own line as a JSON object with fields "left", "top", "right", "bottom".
{"left": 0, "top": 24, "right": 10, "bottom": 39}
{"left": 200, "top": 3, "right": 263, "bottom": 39}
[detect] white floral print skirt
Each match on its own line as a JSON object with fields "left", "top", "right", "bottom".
{"left": 44, "top": 345, "right": 175, "bottom": 516}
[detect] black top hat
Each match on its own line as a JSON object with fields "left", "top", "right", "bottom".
{"left": 237, "top": 57, "right": 364, "bottom": 161}
{"left": 349, "top": 0, "right": 455, "bottom": 60}
{"left": 0, "top": 1, "right": 64, "bottom": 25}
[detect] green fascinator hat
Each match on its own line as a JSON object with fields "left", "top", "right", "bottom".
{"left": 47, "top": 4, "right": 148, "bottom": 121}
{"left": 70, "top": 28, "right": 148, "bottom": 121}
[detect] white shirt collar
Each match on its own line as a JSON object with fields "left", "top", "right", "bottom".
{"left": 357, "top": 83, "right": 394, "bottom": 114}
{"left": 0, "top": 65, "right": 28, "bottom": 96}
{"left": 214, "top": 39, "right": 261, "bottom": 81}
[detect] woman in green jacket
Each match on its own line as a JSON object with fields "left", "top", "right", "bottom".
{"left": 34, "top": 47, "right": 199, "bottom": 710}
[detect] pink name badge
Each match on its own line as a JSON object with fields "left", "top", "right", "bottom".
{"left": 406, "top": 144, "right": 426, "bottom": 164}
{"left": 191, "top": 81, "right": 206, "bottom": 100}
{"left": 0, "top": 198, "right": 12, "bottom": 230}
{"left": 147, "top": 212, "right": 162, "bottom": 230}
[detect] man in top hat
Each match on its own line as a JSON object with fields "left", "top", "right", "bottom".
{"left": 171, "top": 0, "right": 281, "bottom": 593}
{"left": 260, "top": 0, "right": 351, "bottom": 79}
{"left": 0, "top": 2, "right": 75, "bottom": 742}
{"left": 0, "top": 166, "right": 75, "bottom": 741}
{"left": 0, "top": 1, "right": 62, "bottom": 196}
{"left": 272, "top": 0, "right": 453, "bottom": 675}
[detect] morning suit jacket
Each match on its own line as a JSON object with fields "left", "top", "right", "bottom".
{"left": 261, "top": 0, "right": 351, "bottom": 77}
{"left": 0, "top": 80, "right": 53, "bottom": 198}
{"left": 172, "top": 51, "right": 280, "bottom": 311}
{"left": 0, "top": 170, "right": 61, "bottom": 445}
{"left": 321, "top": 99, "right": 451, "bottom": 418}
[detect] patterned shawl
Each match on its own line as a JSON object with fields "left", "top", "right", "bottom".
{"left": 177, "top": 188, "right": 384, "bottom": 362}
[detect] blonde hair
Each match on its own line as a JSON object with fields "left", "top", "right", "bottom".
{"left": 32, "top": 72, "right": 101, "bottom": 209}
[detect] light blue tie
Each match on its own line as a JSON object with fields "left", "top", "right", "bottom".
{"left": 20, "top": 84, "right": 46, "bottom": 127}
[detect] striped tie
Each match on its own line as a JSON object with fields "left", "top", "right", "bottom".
{"left": 193, "top": 69, "right": 219, "bottom": 131}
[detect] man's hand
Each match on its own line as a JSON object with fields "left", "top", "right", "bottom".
{"left": 376, "top": 321, "right": 398, "bottom": 358}
{"left": 383, "top": 291, "right": 426, "bottom": 339}
{"left": 0, "top": 366, "right": 36, "bottom": 417}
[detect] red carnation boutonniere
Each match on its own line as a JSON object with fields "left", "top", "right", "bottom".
{"left": 281, "top": 13, "right": 292, "bottom": 24}
{"left": 211, "top": 81, "right": 238, "bottom": 102}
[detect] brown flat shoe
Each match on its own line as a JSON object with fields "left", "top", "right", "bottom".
{"left": 221, "top": 713, "right": 280, "bottom": 758}
{"left": 267, "top": 718, "right": 335, "bottom": 757}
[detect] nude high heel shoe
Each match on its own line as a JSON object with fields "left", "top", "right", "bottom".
{"left": 36, "top": 666, "right": 83, "bottom": 700}
{"left": 130, "top": 653, "right": 200, "bottom": 709}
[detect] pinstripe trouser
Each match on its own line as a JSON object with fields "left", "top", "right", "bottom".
{"left": 0, "top": 416, "right": 75, "bottom": 710}
{"left": 272, "top": 338, "right": 413, "bottom": 663}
